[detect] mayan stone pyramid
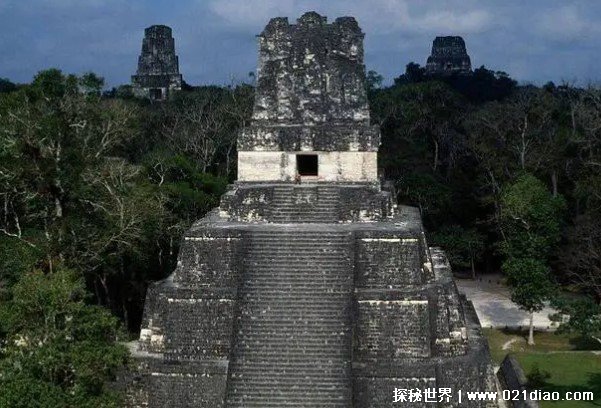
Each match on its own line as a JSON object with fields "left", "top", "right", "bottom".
{"left": 127, "top": 12, "right": 498, "bottom": 408}
{"left": 131, "top": 25, "right": 183, "bottom": 100}
{"left": 425, "top": 36, "right": 472, "bottom": 76}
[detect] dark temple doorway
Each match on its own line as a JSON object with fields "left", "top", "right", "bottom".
{"left": 296, "top": 154, "right": 318, "bottom": 176}
{"left": 149, "top": 88, "right": 164, "bottom": 100}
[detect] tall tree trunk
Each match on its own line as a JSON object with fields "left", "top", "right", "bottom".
{"left": 551, "top": 171, "right": 558, "bottom": 198}
{"left": 471, "top": 257, "right": 476, "bottom": 280}
{"left": 520, "top": 114, "right": 528, "bottom": 170}
{"left": 93, "top": 279, "right": 103, "bottom": 305}
{"left": 100, "top": 275, "right": 110, "bottom": 309}
{"left": 123, "top": 300, "right": 130, "bottom": 332}
{"left": 433, "top": 139, "right": 439, "bottom": 172}
{"left": 528, "top": 311, "right": 535, "bottom": 346}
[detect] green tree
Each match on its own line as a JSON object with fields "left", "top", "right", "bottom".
{"left": 0, "top": 77, "right": 17, "bottom": 93}
{"left": 151, "top": 85, "right": 253, "bottom": 176}
{"left": 500, "top": 174, "right": 565, "bottom": 345}
{"left": 500, "top": 174, "right": 565, "bottom": 258}
{"left": 0, "top": 69, "right": 162, "bottom": 329}
{"left": 0, "top": 268, "right": 128, "bottom": 407}
{"left": 550, "top": 296, "right": 601, "bottom": 346}
{"left": 79, "top": 72, "right": 105, "bottom": 96}
{"left": 398, "top": 172, "right": 452, "bottom": 219}
{"left": 366, "top": 70, "right": 384, "bottom": 93}
{"left": 394, "top": 62, "right": 426, "bottom": 85}
{"left": 431, "top": 225, "right": 484, "bottom": 278}
{"left": 503, "top": 257, "right": 555, "bottom": 345}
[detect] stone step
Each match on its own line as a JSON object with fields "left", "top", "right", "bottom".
{"left": 236, "top": 309, "right": 349, "bottom": 316}
{"left": 239, "top": 297, "right": 349, "bottom": 304}
{"left": 269, "top": 216, "right": 338, "bottom": 220}
{"left": 236, "top": 320, "right": 348, "bottom": 327}
{"left": 242, "top": 263, "right": 350, "bottom": 269}
{"left": 247, "top": 232, "right": 349, "bottom": 237}
{"left": 235, "top": 341, "right": 348, "bottom": 349}
{"left": 237, "top": 312, "right": 349, "bottom": 319}
{"left": 239, "top": 293, "right": 349, "bottom": 299}
{"left": 234, "top": 345, "right": 348, "bottom": 353}
{"left": 244, "top": 256, "right": 348, "bottom": 260}
{"left": 227, "top": 382, "right": 349, "bottom": 391}
{"left": 240, "top": 277, "right": 350, "bottom": 283}
{"left": 244, "top": 251, "right": 348, "bottom": 256}
{"left": 235, "top": 332, "right": 349, "bottom": 339}
{"left": 225, "top": 230, "right": 352, "bottom": 408}
{"left": 243, "top": 257, "right": 349, "bottom": 262}
{"left": 243, "top": 248, "right": 347, "bottom": 254}
{"left": 240, "top": 284, "right": 350, "bottom": 289}
{"left": 247, "top": 239, "right": 347, "bottom": 243}
{"left": 234, "top": 346, "right": 348, "bottom": 354}
{"left": 236, "top": 321, "right": 349, "bottom": 328}
{"left": 235, "top": 343, "right": 349, "bottom": 351}
{"left": 240, "top": 283, "right": 351, "bottom": 289}
{"left": 271, "top": 204, "right": 338, "bottom": 208}
{"left": 227, "top": 382, "right": 348, "bottom": 390}
{"left": 238, "top": 295, "right": 349, "bottom": 301}
{"left": 239, "top": 278, "right": 351, "bottom": 284}
{"left": 269, "top": 210, "right": 338, "bottom": 214}
{"left": 247, "top": 238, "right": 348, "bottom": 242}
{"left": 239, "top": 287, "right": 350, "bottom": 293}
{"left": 242, "top": 275, "right": 351, "bottom": 280}
{"left": 227, "top": 363, "right": 350, "bottom": 373}
{"left": 227, "top": 372, "right": 350, "bottom": 381}
{"left": 242, "top": 272, "right": 350, "bottom": 278}
{"left": 229, "top": 355, "right": 350, "bottom": 364}
{"left": 247, "top": 236, "right": 349, "bottom": 241}
{"left": 269, "top": 211, "right": 338, "bottom": 215}
{"left": 226, "top": 398, "right": 349, "bottom": 407}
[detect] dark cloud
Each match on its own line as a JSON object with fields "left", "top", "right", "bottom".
{"left": 0, "top": 0, "right": 599, "bottom": 87}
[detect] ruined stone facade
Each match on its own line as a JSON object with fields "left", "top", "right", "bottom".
{"left": 425, "top": 36, "right": 472, "bottom": 76}
{"left": 238, "top": 11, "right": 378, "bottom": 183}
{"left": 131, "top": 25, "right": 183, "bottom": 100}
{"left": 127, "top": 13, "right": 500, "bottom": 408}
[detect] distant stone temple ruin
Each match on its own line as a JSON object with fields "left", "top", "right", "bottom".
{"left": 131, "top": 25, "right": 182, "bottom": 100}
{"left": 425, "top": 36, "right": 472, "bottom": 76}
{"left": 126, "top": 13, "right": 501, "bottom": 407}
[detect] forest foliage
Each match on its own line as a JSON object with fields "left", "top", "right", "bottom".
{"left": 1, "top": 63, "right": 600, "bottom": 403}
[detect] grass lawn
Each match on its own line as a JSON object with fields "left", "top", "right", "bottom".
{"left": 483, "top": 329, "right": 601, "bottom": 408}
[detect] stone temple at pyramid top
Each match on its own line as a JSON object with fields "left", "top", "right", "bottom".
{"left": 238, "top": 12, "right": 380, "bottom": 183}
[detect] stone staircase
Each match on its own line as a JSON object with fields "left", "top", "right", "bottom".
{"left": 225, "top": 229, "right": 353, "bottom": 407}
{"left": 269, "top": 186, "right": 340, "bottom": 223}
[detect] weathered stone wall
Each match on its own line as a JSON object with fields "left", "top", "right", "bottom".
{"left": 219, "top": 184, "right": 393, "bottom": 223}
{"left": 125, "top": 358, "right": 229, "bottom": 408}
{"left": 129, "top": 226, "right": 248, "bottom": 408}
{"left": 498, "top": 355, "right": 540, "bottom": 408}
{"left": 355, "top": 236, "right": 426, "bottom": 286}
{"left": 253, "top": 12, "right": 369, "bottom": 125}
{"left": 347, "top": 210, "right": 496, "bottom": 407}
{"left": 353, "top": 376, "right": 437, "bottom": 408}
{"left": 174, "top": 232, "right": 244, "bottom": 287}
{"left": 238, "top": 125, "right": 380, "bottom": 152}
{"left": 355, "top": 299, "right": 432, "bottom": 360}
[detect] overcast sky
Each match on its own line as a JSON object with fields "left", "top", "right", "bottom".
{"left": 1, "top": 0, "right": 600, "bottom": 88}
